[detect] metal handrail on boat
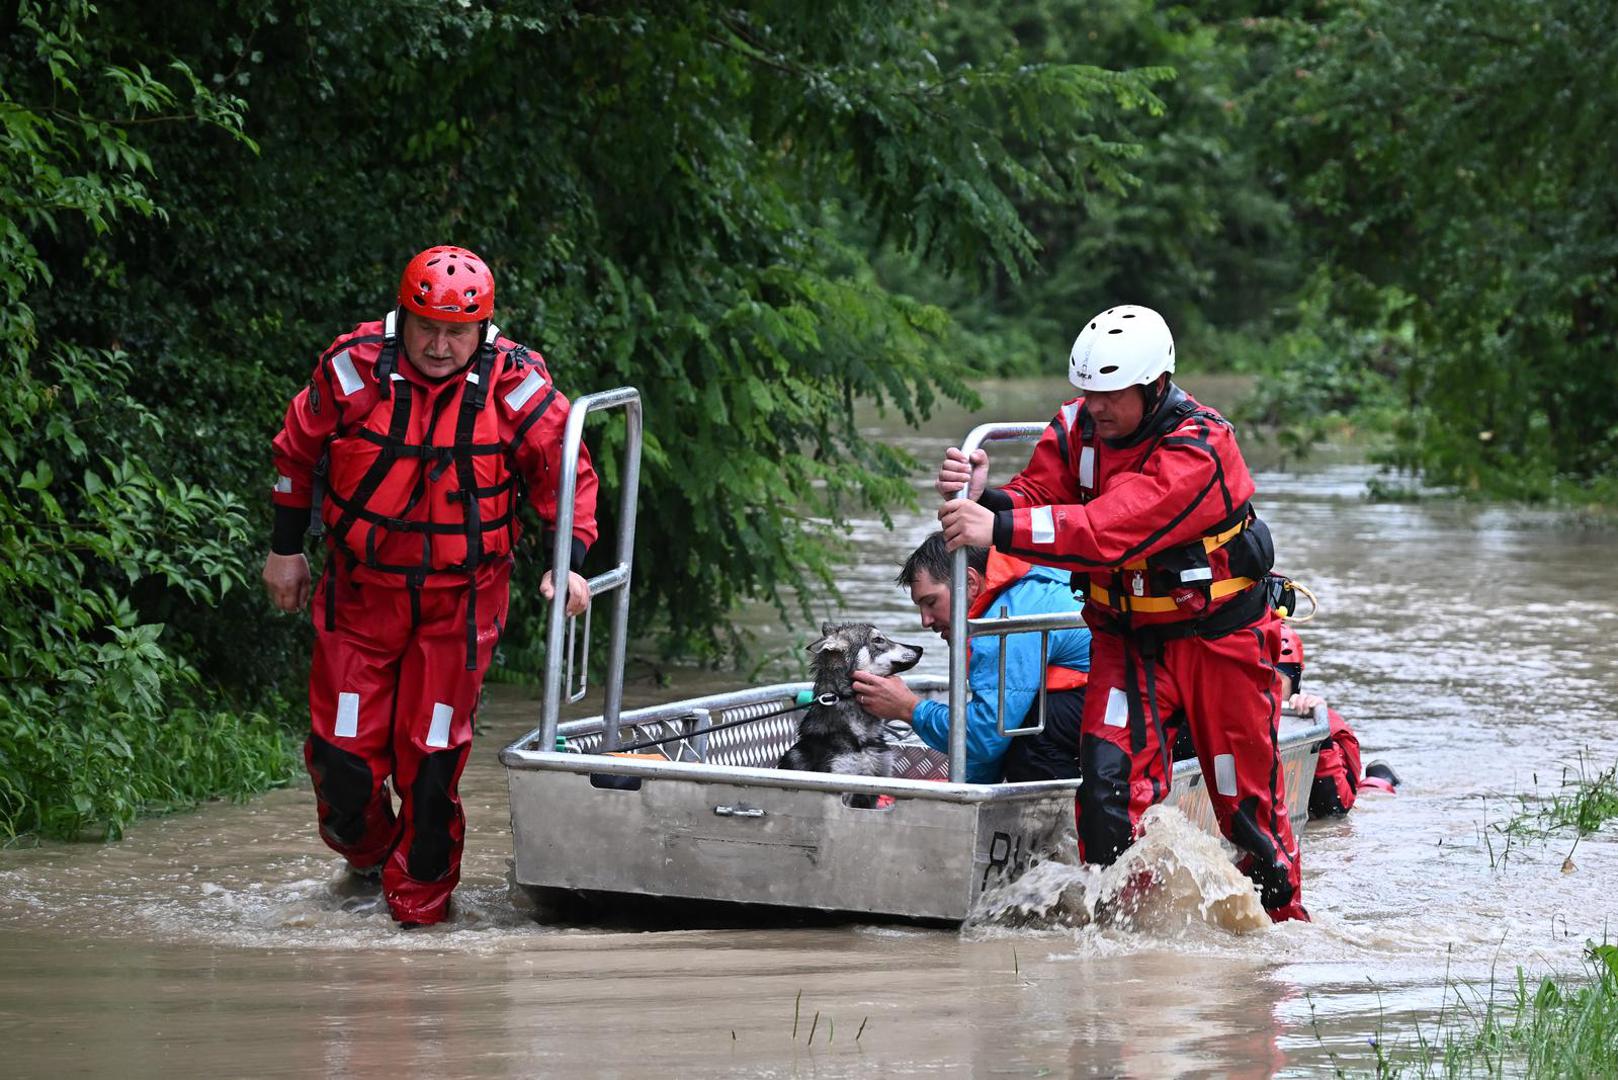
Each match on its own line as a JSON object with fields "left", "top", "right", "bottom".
{"left": 540, "top": 386, "right": 642, "bottom": 753}
{"left": 948, "top": 422, "right": 1059, "bottom": 781}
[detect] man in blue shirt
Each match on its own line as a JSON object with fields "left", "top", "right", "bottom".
{"left": 853, "top": 532, "right": 1091, "bottom": 782}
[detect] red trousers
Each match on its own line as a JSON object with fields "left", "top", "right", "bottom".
{"left": 1308, "top": 708, "right": 1362, "bottom": 817}
{"left": 304, "top": 556, "right": 510, "bottom": 925}
{"left": 1077, "top": 608, "right": 1307, "bottom": 922}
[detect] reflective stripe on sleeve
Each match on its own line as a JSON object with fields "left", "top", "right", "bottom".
{"left": 1030, "top": 505, "right": 1056, "bottom": 545}
{"left": 331, "top": 349, "right": 363, "bottom": 396}
{"left": 503, "top": 369, "right": 547, "bottom": 412}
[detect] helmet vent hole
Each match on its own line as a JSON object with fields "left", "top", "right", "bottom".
{"left": 464, "top": 288, "right": 477, "bottom": 298}
{"left": 465, "top": 303, "right": 480, "bottom": 314}
{"left": 427, "top": 258, "right": 441, "bottom": 266}
{"left": 1099, "top": 364, "right": 1119, "bottom": 374}
{"left": 1122, "top": 313, "right": 1136, "bottom": 318}
{"left": 1090, "top": 322, "right": 1097, "bottom": 330}
{"left": 446, "top": 264, "right": 456, "bottom": 276}
{"left": 1107, "top": 328, "right": 1123, "bottom": 335}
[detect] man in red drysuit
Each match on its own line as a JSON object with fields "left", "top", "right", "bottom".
{"left": 261, "top": 245, "right": 599, "bottom": 926}
{"left": 936, "top": 304, "right": 1308, "bottom": 922}
{"left": 1274, "top": 623, "right": 1400, "bottom": 814}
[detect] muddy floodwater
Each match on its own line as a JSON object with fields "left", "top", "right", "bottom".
{"left": 3, "top": 377, "right": 1615, "bottom": 1077}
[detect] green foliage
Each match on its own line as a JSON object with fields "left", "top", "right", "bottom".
{"left": 1227, "top": 274, "right": 1415, "bottom": 462}
{"left": 877, "top": 0, "right": 1298, "bottom": 375}
{"left": 1255, "top": 0, "right": 1618, "bottom": 497}
{"left": 1358, "top": 945, "right": 1618, "bottom": 1077}
{"left": 0, "top": 0, "right": 293, "bottom": 840}
{"left": 3, "top": 0, "right": 1172, "bottom": 835}
{"left": 37, "top": 0, "right": 1166, "bottom": 664}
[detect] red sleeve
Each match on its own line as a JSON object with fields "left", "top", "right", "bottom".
{"left": 270, "top": 334, "right": 353, "bottom": 510}
{"left": 998, "top": 415, "right": 1252, "bottom": 568}
{"left": 1328, "top": 709, "right": 1362, "bottom": 789}
{"left": 999, "top": 405, "right": 1084, "bottom": 509}
{"left": 501, "top": 352, "right": 600, "bottom": 569}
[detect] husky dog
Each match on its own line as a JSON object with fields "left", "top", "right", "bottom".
{"left": 778, "top": 622, "right": 924, "bottom": 798}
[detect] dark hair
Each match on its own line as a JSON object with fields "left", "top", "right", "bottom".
{"left": 897, "top": 531, "right": 987, "bottom": 588}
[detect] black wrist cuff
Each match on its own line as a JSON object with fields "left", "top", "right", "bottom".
{"left": 992, "top": 509, "right": 1014, "bottom": 552}
{"left": 542, "top": 532, "right": 591, "bottom": 573}
{"left": 978, "top": 487, "right": 1013, "bottom": 512}
{"left": 272, "top": 505, "right": 309, "bottom": 555}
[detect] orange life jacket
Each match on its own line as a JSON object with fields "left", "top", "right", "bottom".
{"left": 968, "top": 550, "right": 1088, "bottom": 690}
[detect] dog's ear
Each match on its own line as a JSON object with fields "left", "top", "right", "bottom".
{"left": 806, "top": 635, "right": 847, "bottom": 656}
{"left": 820, "top": 620, "right": 836, "bottom": 636}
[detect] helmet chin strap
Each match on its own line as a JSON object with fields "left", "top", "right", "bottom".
{"left": 1124, "top": 374, "right": 1169, "bottom": 441}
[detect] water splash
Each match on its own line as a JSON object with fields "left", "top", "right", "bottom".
{"left": 969, "top": 805, "right": 1270, "bottom": 935}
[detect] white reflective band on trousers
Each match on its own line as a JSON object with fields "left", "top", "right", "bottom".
{"left": 335, "top": 692, "right": 360, "bottom": 738}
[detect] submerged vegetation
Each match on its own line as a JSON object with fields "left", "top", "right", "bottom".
{"left": 1321, "top": 945, "right": 1618, "bottom": 1078}
{"left": 2, "top": 0, "right": 1614, "bottom": 836}
{"left": 1479, "top": 753, "right": 1618, "bottom": 870}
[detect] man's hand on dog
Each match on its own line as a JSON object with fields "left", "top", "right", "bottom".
{"left": 541, "top": 570, "right": 592, "bottom": 618}
{"left": 852, "top": 671, "right": 919, "bottom": 721}
{"left": 935, "top": 447, "right": 989, "bottom": 500}
{"left": 937, "top": 498, "right": 995, "bottom": 550}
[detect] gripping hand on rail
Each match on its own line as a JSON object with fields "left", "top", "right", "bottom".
{"left": 541, "top": 569, "right": 591, "bottom": 618}
{"left": 938, "top": 498, "right": 995, "bottom": 551}
{"left": 935, "top": 447, "right": 989, "bottom": 501}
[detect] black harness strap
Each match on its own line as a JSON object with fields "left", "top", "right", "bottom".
{"left": 354, "top": 429, "right": 505, "bottom": 456}
{"left": 453, "top": 340, "right": 497, "bottom": 670}
{"left": 322, "top": 557, "right": 337, "bottom": 632}
{"left": 327, "top": 377, "right": 413, "bottom": 554}
{"left": 1050, "top": 416, "right": 1070, "bottom": 468}
{"left": 320, "top": 496, "right": 519, "bottom": 537}
{"left": 373, "top": 309, "right": 401, "bottom": 400}
{"left": 511, "top": 386, "right": 558, "bottom": 446}
{"left": 452, "top": 341, "right": 497, "bottom": 574}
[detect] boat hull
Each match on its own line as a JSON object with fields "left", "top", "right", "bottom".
{"left": 500, "top": 677, "right": 1325, "bottom": 923}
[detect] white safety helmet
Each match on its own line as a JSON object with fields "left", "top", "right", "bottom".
{"left": 1068, "top": 305, "right": 1175, "bottom": 391}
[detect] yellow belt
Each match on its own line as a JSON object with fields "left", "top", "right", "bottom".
{"left": 1094, "top": 516, "right": 1255, "bottom": 613}
{"left": 1089, "top": 575, "right": 1256, "bottom": 614}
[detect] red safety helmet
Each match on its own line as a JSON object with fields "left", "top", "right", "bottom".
{"left": 1277, "top": 623, "right": 1305, "bottom": 670}
{"left": 398, "top": 245, "right": 494, "bottom": 323}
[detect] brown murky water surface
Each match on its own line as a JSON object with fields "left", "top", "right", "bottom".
{"left": 3, "top": 377, "right": 1615, "bottom": 1077}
